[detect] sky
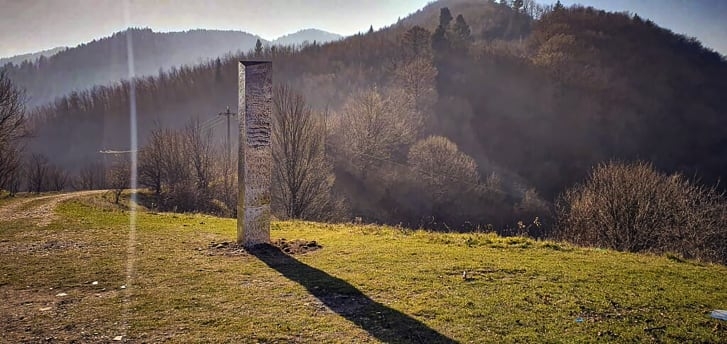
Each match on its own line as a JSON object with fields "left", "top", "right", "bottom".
{"left": 0, "top": 0, "right": 427, "bottom": 58}
{"left": 0, "top": 0, "right": 725, "bottom": 58}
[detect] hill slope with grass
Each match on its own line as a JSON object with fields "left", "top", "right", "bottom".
{"left": 0, "top": 192, "right": 725, "bottom": 343}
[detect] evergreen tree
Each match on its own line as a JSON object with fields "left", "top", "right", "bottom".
{"left": 452, "top": 14, "right": 472, "bottom": 42}
{"left": 439, "top": 7, "right": 453, "bottom": 28}
{"left": 367, "top": 25, "right": 374, "bottom": 34}
{"left": 431, "top": 25, "right": 449, "bottom": 55}
{"left": 402, "top": 26, "right": 432, "bottom": 60}
{"left": 254, "top": 39, "right": 263, "bottom": 56}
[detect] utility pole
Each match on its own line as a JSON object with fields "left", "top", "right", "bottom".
{"left": 218, "top": 106, "right": 235, "bottom": 166}
{"left": 218, "top": 106, "right": 235, "bottom": 210}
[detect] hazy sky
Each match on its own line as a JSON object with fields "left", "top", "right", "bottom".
{"left": 0, "top": 0, "right": 428, "bottom": 58}
{"left": 0, "top": 0, "right": 725, "bottom": 58}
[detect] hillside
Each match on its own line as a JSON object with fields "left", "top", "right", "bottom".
{"left": 2, "top": 28, "right": 263, "bottom": 107}
{"left": 272, "top": 28, "right": 343, "bottom": 46}
{"left": 0, "top": 192, "right": 725, "bottom": 342}
{"left": 2, "top": 28, "right": 341, "bottom": 108}
{"left": 19, "top": 0, "right": 534, "bottom": 170}
{"left": 0, "top": 46, "right": 67, "bottom": 67}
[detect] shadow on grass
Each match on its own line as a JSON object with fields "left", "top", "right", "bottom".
{"left": 250, "top": 244, "right": 457, "bottom": 344}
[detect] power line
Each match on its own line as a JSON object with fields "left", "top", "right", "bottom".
{"left": 198, "top": 113, "right": 222, "bottom": 128}
{"left": 199, "top": 116, "right": 224, "bottom": 131}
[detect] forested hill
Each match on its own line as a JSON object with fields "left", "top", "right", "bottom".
{"left": 26, "top": 0, "right": 727, "bottom": 227}
{"left": 0, "top": 47, "right": 67, "bottom": 67}
{"left": 2, "top": 28, "right": 263, "bottom": 107}
{"left": 2, "top": 28, "right": 342, "bottom": 108}
{"left": 271, "top": 29, "right": 342, "bottom": 47}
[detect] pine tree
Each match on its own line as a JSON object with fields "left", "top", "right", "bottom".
{"left": 431, "top": 25, "right": 449, "bottom": 55}
{"left": 439, "top": 7, "right": 453, "bottom": 28}
{"left": 254, "top": 39, "right": 263, "bottom": 56}
{"left": 402, "top": 26, "right": 432, "bottom": 60}
{"left": 452, "top": 14, "right": 471, "bottom": 42}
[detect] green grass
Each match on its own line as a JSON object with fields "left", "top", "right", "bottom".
{"left": 1, "top": 194, "right": 726, "bottom": 343}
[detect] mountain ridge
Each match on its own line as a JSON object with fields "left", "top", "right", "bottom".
{"left": 0, "top": 46, "right": 67, "bottom": 66}
{"left": 271, "top": 28, "right": 342, "bottom": 46}
{"left": 2, "top": 27, "right": 342, "bottom": 107}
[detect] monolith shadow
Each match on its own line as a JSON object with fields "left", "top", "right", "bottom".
{"left": 250, "top": 245, "right": 458, "bottom": 344}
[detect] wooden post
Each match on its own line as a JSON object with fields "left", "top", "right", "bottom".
{"left": 238, "top": 61, "right": 272, "bottom": 246}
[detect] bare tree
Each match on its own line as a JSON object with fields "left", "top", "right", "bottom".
{"left": 137, "top": 128, "right": 190, "bottom": 204}
{"left": 220, "top": 147, "right": 238, "bottom": 215}
{"left": 138, "top": 127, "right": 165, "bottom": 196}
{"left": 47, "top": 165, "right": 69, "bottom": 191}
{"left": 183, "top": 117, "right": 214, "bottom": 207}
{"left": 407, "top": 136, "right": 479, "bottom": 200}
{"left": 0, "top": 71, "right": 26, "bottom": 192}
{"left": 393, "top": 57, "right": 438, "bottom": 116}
{"left": 4, "top": 166, "right": 23, "bottom": 195}
{"left": 27, "top": 153, "right": 49, "bottom": 194}
{"left": 272, "top": 85, "right": 339, "bottom": 220}
{"left": 77, "top": 162, "right": 107, "bottom": 190}
{"left": 0, "top": 144, "right": 22, "bottom": 191}
{"left": 334, "top": 87, "right": 421, "bottom": 176}
{"left": 161, "top": 130, "right": 189, "bottom": 191}
{"left": 107, "top": 158, "right": 130, "bottom": 204}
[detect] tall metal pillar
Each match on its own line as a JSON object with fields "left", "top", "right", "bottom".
{"left": 238, "top": 61, "right": 272, "bottom": 246}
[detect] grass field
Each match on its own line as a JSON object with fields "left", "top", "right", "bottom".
{"left": 0, "top": 193, "right": 726, "bottom": 343}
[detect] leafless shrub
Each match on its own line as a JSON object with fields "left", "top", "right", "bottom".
{"left": 556, "top": 161, "right": 727, "bottom": 263}
{"left": 512, "top": 188, "right": 551, "bottom": 237}
{"left": 47, "top": 165, "right": 69, "bottom": 191}
{"left": 77, "top": 162, "right": 107, "bottom": 190}
{"left": 137, "top": 119, "right": 226, "bottom": 214}
{"left": 107, "top": 157, "right": 130, "bottom": 204}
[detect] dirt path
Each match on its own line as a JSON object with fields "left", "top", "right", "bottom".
{"left": 0, "top": 190, "right": 107, "bottom": 227}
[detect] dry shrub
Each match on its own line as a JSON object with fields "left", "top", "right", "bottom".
{"left": 556, "top": 161, "right": 727, "bottom": 263}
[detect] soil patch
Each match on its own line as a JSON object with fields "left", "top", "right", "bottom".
{"left": 205, "top": 238, "right": 322, "bottom": 256}
{"left": 273, "top": 238, "right": 323, "bottom": 254}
